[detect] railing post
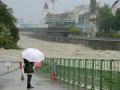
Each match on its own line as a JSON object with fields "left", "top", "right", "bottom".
{"left": 59, "top": 58, "right": 62, "bottom": 80}
{"left": 76, "top": 59, "right": 79, "bottom": 85}
{"left": 68, "top": 59, "right": 70, "bottom": 83}
{"left": 46, "top": 58, "right": 49, "bottom": 76}
{"left": 50, "top": 58, "right": 52, "bottom": 77}
{"left": 100, "top": 60, "right": 103, "bottom": 90}
{"left": 84, "top": 59, "right": 87, "bottom": 88}
{"left": 78, "top": 59, "right": 81, "bottom": 85}
{"left": 63, "top": 58, "right": 66, "bottom": 82}
{"left": 73, "top": 59, "right": 76, "bottom": 85}
{"left": 109, "top": 60, "right": 113, "bottom": 90}
{"left": 91, "top": 60, "right": 95, "bottom": 90}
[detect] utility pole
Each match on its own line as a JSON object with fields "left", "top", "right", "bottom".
{"left": 89, "top": 0, "right": 97, "bottom": 37}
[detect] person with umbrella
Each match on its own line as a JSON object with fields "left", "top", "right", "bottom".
{"left": 24, "top": 58, "right": 34, "bottom": 88}
{"left": 22, "top": 48, "right": 44, "bottom": 89}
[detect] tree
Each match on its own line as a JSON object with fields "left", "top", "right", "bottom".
{"left": 112, "top": 8, "right": 120, "bottom": 32}
{"left": 90, "top": 0, "right": 97, "bottom": 14}
{"left": 0, "top": 0, "right": 19, "bottom": 48}
{"left": 97, "top": 4, "right": 113, "bottom": 33}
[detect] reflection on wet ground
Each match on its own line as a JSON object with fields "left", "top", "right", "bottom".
{"left": 0, "top": 69, "right": 85, "bottom": 90}
{"left": 0, "top": 63, "right": 7, "bottom": 75}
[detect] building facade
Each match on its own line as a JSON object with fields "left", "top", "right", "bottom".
{"left": 42, "top": 0, "right": 97, "bottom": 36}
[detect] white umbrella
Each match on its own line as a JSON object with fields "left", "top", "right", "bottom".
{"left": 22, "top": 48, "right": 45, "bottom": 62}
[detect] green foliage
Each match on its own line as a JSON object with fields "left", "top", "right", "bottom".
{"left": 69, "top": 26, "right": 81, "bottom": 35}
{"left": 0, "top": 1, "right": 19, "bottom": 49}
{"left": 0, "top": 1, "right": 16, "bottom": 24}
{"left": 97, "top": 4, "right": 113, "bottom": 33}
{"left": 97, "top": 4, "right": 120, "bottom": 33}
{"left": 68, "top": 26, "right": 88, "bottom": 36}
{"left": 96, "top": 31, "right": 120, "bottom": 38}
{"left": 112, "top": 33, "right": 120, "bottom": 38}
{"left": 9, "top": 25, "right": 19, "bottom": 42}
{"left": 112, "top": 9, "right": 120, "bottom": 32}
{"left": 0, "top": 24, "right": 18, "bottom": 49}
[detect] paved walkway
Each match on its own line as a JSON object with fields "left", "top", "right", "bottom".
{"left": 0, "top": 56, "right": 84, "bottom": 90}
{"left": 0, "top": 70, "right": 84, "bottom": 90}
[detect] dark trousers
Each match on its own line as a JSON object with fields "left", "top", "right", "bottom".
{"left": 27, "top": 74, "right": 32, "bottom": 88}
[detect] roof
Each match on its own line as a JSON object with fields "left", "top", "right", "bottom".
{"left": 46, "top": 13, "right": 68, "bottom": 19}
{"left": 44, "top": 2, "right": 48, "bottom": 9}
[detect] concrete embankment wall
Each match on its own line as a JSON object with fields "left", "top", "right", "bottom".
{"left": 20, "top": 31, "right": 120, "bottom": 51}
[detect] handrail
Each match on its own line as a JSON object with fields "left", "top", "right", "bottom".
{"left": 38, "top": 58, "right": 120, "bottom": 90}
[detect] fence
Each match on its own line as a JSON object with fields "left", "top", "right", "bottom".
{"left": 0, "top": 61, "right": 21, "bottom": 77}
{"left": 37, "top": 58, "right": 120, "bottom": 90}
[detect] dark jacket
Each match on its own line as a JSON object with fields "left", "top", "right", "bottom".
{"left": 24, "top": 59, "right": 34, "bottom": 73}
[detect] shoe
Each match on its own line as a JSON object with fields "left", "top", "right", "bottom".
{"left": 27, "top": 86, "right": 34, "bottom": 88}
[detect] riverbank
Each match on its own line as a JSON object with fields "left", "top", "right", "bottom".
{"left": 0, "top": 35, "right": 120, "bottom": 60}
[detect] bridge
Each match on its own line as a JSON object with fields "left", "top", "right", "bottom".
{"left": 0, "top": 57, "right": 120, "bottom": 90}
{"left": 0, "top": 57, "right": 84, "bottom": 90}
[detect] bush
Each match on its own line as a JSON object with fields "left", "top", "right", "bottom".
{"left": 112, "top": 33, "right": 120, "bottom": 38}
{"left": 69, "top": 26, "right": 80, "bottom": 35}
{"left": 0, "top": 24, "right": 18, "bottom": 49}
{"left": 96, "top": 31, "right": 120, "bottom": 38}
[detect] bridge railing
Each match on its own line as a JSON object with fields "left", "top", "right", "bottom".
{"left": 37, "top": 58, "right": 120, "bottom": 90}
{"left": 0, "top": 61, "right": 21, "bottom": 77}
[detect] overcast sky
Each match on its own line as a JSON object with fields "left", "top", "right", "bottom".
{"left": 2, "top": 0, "right": 115, "bottom": 24}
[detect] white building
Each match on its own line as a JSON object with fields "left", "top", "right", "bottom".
{"left": 42, "top": 2, "right": 97, "bottom": 36}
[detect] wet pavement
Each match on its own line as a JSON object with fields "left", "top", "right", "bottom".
{"left": 0, "top": 59, "right": 19, "bottom": 76}
{"left": 0, "top": 52, "right": 84, "bottom": 90}
{"left": 0, "top": 70, "right": 85, "bottom": 90}
{"left": 0, "top": 63, "right": 6, "bottom": 75}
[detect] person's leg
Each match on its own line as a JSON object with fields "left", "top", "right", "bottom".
{"left": 27, "top": 73, "right": 34, "bottom": 88}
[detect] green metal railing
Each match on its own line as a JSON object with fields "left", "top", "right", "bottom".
{"left": 37, "top": 58, "right": 120, "bottom": 90}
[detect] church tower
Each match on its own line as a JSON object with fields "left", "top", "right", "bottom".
{"left": 42, "top": 2, "right": 49, "bottom": 24}
{"left": 43, "top": 2, "right": 49, "bottom": 16}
